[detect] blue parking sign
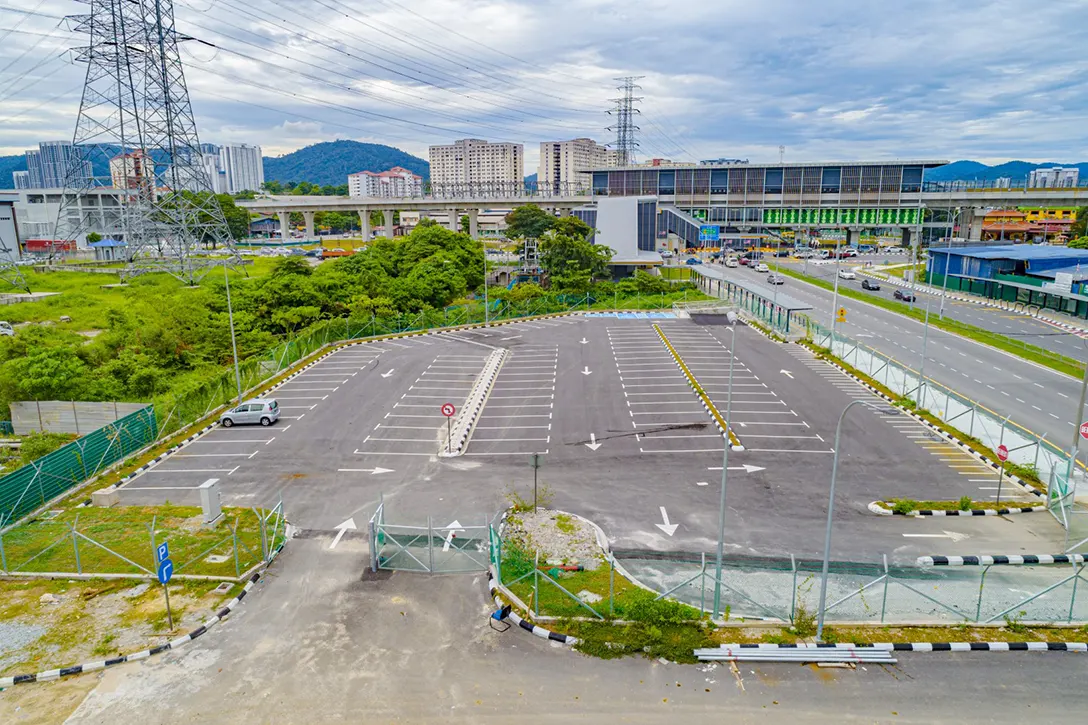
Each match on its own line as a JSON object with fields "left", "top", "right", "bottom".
{"left": 157, "top": 558, "right": 174, "bottom": 585}
{"left": 156, "top": 542, "right": 169, "bottom": 564}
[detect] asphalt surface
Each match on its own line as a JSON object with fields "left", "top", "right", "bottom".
{"left": 697, "top": 260, "right": 1088, "bottom": 456}
{"left": 117, "top": 315, "right": 1065, "bottom": 564}
{"left": 50, "top": 543, "right": 1085, "bottom": 725}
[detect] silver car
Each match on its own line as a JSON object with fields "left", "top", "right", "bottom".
{"left": 220, "top": 399, "right": 280, "bottom": 427}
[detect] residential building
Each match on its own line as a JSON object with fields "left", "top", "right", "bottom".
{"left": 428, "top": 139, "right": 524, "bottom": 187}
{"left": 218, "top": 143, "right": 264, "bottom": 193}
{"left": 24, "top": 150, "right": 43, "bottom": 188}
{"left": 1028, "top": 167, "right": 1080, "bottom": 188}
{"left": 24, "top": 142, "right": 92, "bottom": 189}
{"left": 202, "top": 153, "right": 227, "bottom": 193}
{"left": 537, "top": 138, "right": 619, "bottom": 194}
{"left": 348, "top": 166, "right": 423, "bottom": 197}
{"left": 109, "top": 150, "right": 155, "bottom": 191}
{"left": 12, "top": 171, "right": 29, "bottom": 189}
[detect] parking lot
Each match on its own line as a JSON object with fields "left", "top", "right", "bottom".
{"left": 117, "top": 314, "right": 1063, "bottom": 563}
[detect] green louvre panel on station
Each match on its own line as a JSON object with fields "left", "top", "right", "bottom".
{"left": 763, "top": 209, "right": 779, "bottom": 224}
{"left": 819, "top": 208, "right": 838, "bottom": 224}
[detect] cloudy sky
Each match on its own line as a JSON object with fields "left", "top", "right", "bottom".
{"left": 1, "top": 0, "right": 1086, "bottom": 170}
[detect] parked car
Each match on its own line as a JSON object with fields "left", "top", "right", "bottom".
{"left": 837, "top": 269, "right": 856, "bottom": 280}
{"left": 839, "top": 248, "right": 858, "bottom": 258}
{"left": 686, "top": 257, "right": 703, "bottom": 265}
{"left": 775, "top": 249, "right": 791, "bottom": 257}
{"left": 754, "top": 262, "right": 770, "bottom": 273}
{"left": 767, "top": 273, "right": 785, "bottom": 285}
{"left": 861, "top": 278, "right": 881, "bottom": 291}
{"left": 858, "top": 245, "right": 877, "bottom": 254}
{"left": 894, "top": 289, "right": 916, "bottom": 302}
{"left": 220, "top": 399, "right": 280, "bottom": 427}
{"left": 660, "top": 250, "right": 674, "bottom": 258}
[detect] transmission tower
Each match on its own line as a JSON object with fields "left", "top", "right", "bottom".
{"left": 606, "top": 76, "right": 643, "bottom": 166}
{"left": 56, "top": 0, "right": 239, "bottom": 284}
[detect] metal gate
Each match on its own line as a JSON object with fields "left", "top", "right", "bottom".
{"left": 368, "top": 502, "right": 490, "bottom": 574}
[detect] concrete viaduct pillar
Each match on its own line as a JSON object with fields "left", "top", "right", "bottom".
{"left": 383, "top": 209, "right": 395, "bottom": 239}
{"left": 448, "top": 207, "right": 459, "bottom": 232}
{"left": 277, "top": 211, "right": 290, "bottom": 243}
{"left": 302, "top": 210, "right": 315, "bottom": 240}
{"left": 467, "top": 209, "right": 479, "bottom": 238}
{"left": 358, "top": 210, "right": 371, "bottom": 242}
{"left": 845, "top": 228, "right": 860, "bottom": 248}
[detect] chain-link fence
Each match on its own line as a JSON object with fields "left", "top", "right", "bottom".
{"left": 0, "top": 406, "right": 157, "bottom": 526}
{"left": 368, "top": 502, "right": 490, "bottom": 574}
{"left": 0, "top": 500, "right": 285, "bottom": 582}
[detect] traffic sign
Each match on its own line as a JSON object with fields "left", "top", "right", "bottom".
{"left": 836, "top": 306, "right": 847, "bottom": 323}
{"left": 156, "top": 542, "right": 169, "bottom": 564}
{"left": 996, "top": 445, "right": 1009, "bottom": 462}
{"left": 698, "top": 225, "right": 720, "bottom": 243}
{"left": 1080, "top": 421, "right": 1088, "bottom": 440}
{"left": 157, "top": 558, "right": 174, "bottom": 585}
{"left": 441, "top": 403, "right": 456, "bottom": 417}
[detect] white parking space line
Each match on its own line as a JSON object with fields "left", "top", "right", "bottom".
{"left": 174, "top": 452, "right": 255, "bottom": 457}
{"left": 275, "top": 387, "right": 339, "bottom": 391}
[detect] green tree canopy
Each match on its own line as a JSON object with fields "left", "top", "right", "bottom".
{"left": 538, "top": 230, "right": 613, "bottom": 292}
{"left": 1072, "top": 207, "right": 1088, "bottom": 239}
{"left": 504, "top": 204, "right": 556, "bottom": 239}
{"left": 1067, "top": 236, "right": 1088, "bottom": 250}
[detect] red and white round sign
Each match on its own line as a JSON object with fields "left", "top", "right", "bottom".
{"left": 1080, "top": 421, "right": 1088, "bottom": 441}
{"left": 441, "top": 403, "right": 456, "bottom": 417}
{"left": 996, "top": 444, "right": 1009, "bottom": 462}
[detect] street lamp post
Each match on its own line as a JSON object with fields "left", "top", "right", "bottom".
{"left": 1066, "top": 339, "right": 1088, "bottom": 479}
{"left": 483, "top": 240, "right": 490, "bottom": 326}
{"left": 938, "top": 207, "right": 961, "bottom": 320}
{"left": 830, "top": 234, "right": 844, "bottom": 343}
{"left": 816, "top": 399, "right": 878, "bottom": 641}
{"left": 223, "top": 263, "right": 243, "bottom": 406}
{"left": 712, "top": 314, "right": 739, "bottom": 620}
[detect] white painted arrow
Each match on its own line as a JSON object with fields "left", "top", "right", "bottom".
{"left": 780, "top": 369, "right": 794, "bottom": 379}
{"left": 655, "top": 507, "right": 678, "bottom": 536}
{"left": 579, "top": 337, "right": 589, "bottom": 345}
{"left": 329, "top": 518, "right": 356, "bottom": 549}
{"left": 442, "top": 520, "right": 466, "bottom": 552}
{"left": 581, "top": 366, "right": 593, "bottom": 376}
{"left": 337, "top": 467, "right": 395, "bottom": 475}
{"left": 706, "top": 464, "right": 766, "bottom": 473}
{"left": 585, "top": 433, "right": 602, "bottom": 451}
{"left": 381, "top": 369, "right": 395, "bottom": 378}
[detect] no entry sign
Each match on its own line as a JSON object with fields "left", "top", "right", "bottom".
{"left": 996, "top": 444, "right": 1009, "bottom": 462}
{"left": 441, "top": 403, "right": 456, "bottom": 417}
{"left": 1080, "top": 421, "right": 1088, "bottom": 440}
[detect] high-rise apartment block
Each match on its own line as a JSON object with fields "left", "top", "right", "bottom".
{"left": 538, "top": 138, "right": 619, "bottom": 193}
{"left": 428, "top": 139, "right": 524, "bottom": 186}
{"left": 348, "top": 166, "right": 423, "bottom": 197}
{"left": 1028, "top": 167, "right": 1080, "bottom": 188}
{"left": 217, "top": 143, "right": 264, "bottom": 193}
{"left": 22, "top": 141, "right": 91, "bottom": 189}
{"left": 11, "top": 171, "right": 30, "bottom": 189}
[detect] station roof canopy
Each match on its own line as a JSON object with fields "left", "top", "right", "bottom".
{"left": 1026, "top": 264, "right": 1088, "bottom": 282}
{"left": 929, "top": 245, "right": 1088, "bottom": 262}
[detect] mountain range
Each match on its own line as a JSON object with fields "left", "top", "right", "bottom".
{"left": 923, "top": 160, "right": 1088, "bottom": 182}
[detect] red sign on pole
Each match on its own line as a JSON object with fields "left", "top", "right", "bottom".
{"left": 1080, "top": 421, "right": 1088, "bottom": 440}
{"left": 441, "top": 403, "right": 456, "bottom": 417}
{"left": 996, "top": 444, "right": 1009, "bottom": 462}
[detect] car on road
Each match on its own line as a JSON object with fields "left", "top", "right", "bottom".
{"left": 837, "top": 269, "right": 856, "bottom": 280}
{"left": 766, "top": 273, "right": 785, "bottom": 285}
{"left": 220, "top": 399, "right": 280, "bottom": 427}
{"left": 724, "top": 257, "right": 739, "bottom": 267}
{"left": 861, "top": 278, "right": 881, "bottom": 291}
{"left": 858, "top": 245, "right": 877, "bottom": 254}
{"left": 686, "top": 257, "right": 703, "bottom": 265}
{"left": 754, "top": 262, "right": 770, "bottom": 272}
{"left": 0, "top": 321, "right": 12, "bottom": 337}
{"left": 738, "top": 256, "right": 750, "bottom": 266}
{"left": 894, "top": 288, "right": 916, "bottom": 302}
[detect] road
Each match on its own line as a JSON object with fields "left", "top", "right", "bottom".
{"left": 697, "top": 261, "right": 1088, "bottom": 458}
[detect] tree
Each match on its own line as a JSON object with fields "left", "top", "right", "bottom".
{"left": 214, "top": 194, "right": 252, "bottom": 241}
{"left": 1067, "top": 237, "right": 1088, "bottom": 250}
{"left": 504, "top": 204, "right": 555, "bottom": 239}
{"left": 538, "top": 230, "right": 613, "bottom": 292}
{"left": 86, "top": 232, "right": 103, "bottom": 244}
{"left": 553, "top": 215, "right": 592, "bottom": 240}
{"left": 1072, "top": 207, "right": 1088, "bottom": 239}
{"left": 460, "top": 214, "right": 471, "bottom": 235}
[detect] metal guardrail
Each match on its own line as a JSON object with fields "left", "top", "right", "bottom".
{"left": 696, "top": 645, "right": 897, "bottom": 664}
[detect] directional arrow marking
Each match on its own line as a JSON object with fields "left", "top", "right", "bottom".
{"left": 579, "top": 338, "right": 589, "bottom": 345}
{"left": 337, "top": 467, "right": 395, "bottom": 474}
{"left": 585, "top": 433, "right": 602, "bottom": 451}
{"left": 442, "top": 520, "right": 466, "bottom": 552}
{"left": 655, "top": 506, "right": 678, "bottom": 536}
{"left": 780, "top": 369, "right": 794, "bottom": 379}
{"left": 706, "top": 464, "right": 766, "bottom": 473}
{"left": 329, "top": 518, "right": 356, "bottom": 550}
{"left": 381, "top": 369, "right": 395, "bottom": 378}
{"left": 581, "top": 366, "right": 593, "bottom": 376}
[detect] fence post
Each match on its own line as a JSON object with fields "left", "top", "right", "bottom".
{"left": 790, "top": 553, "right": 798, "bottom": 623}
{"left": 1068, "top": 561, "right": 1081, "bottom": 623}
{"left": 969, "top": 402, "right": 977, "bottom": 438}
{"left": 880, "top": 554, "right": 890, "bottom": 623}
{"left": 71, "top": 514, "right": 82, "bottom": 575}
{"left": 975, "top": 565, "right": 991, "bottom": 622}
{"left": 0, "top": 515, "right": 7, "bottom": 572}
{"left": 427, "top": 516, "right": 434, "bottom": 574}
{"left": 533, "top": 551, "right": 540, "bottom": 617}
{"left": 609, "top": 552, "right": 615, "bottom": 617}
{"left": 1034, "top": 435, "right": 1043, "bottom": 471}
{"left": 699, "top": 552, "right": 706, "bottom": 615}
{"left": 233, "top": 519, "right": 241, "bottom": 578}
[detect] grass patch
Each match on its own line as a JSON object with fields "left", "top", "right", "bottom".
{"left": 564, "top": 620, "right": 715, "bottom": 663}
{"left": 884, "top": 498, "right": 1043, "bottom": 512}
{"left": 1, "top": 504, "right": 271, "bottom": 578}
{"left": 780, "top": 266, "right": 1084, "bottom": 378}
{"left": 659, "top": 266, "right": 694, "bottom": 282}
{"left": 554, "top": 513, "right": 576, "bottom": 534}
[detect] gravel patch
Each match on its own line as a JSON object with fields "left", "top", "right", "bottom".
{"left": 503, "top": 509, "right": 605, "bottom": 570}
{"left": 0, "top": 622, "right": 46, "bottom": 669}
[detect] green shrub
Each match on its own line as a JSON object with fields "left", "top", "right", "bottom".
{"left": 891, "top": 498, "right": 918, "bottom": 515}
{"left": 790, "top": 601, "right": 817, "bottom": 638}
{"left": 958, "top": 495, "right": 973, "bottom": 511}
{"left": 616, "top": 588, "right": 702, "bottom": 624}
{"left": 500, "top": 542, "right": 535, "bottom": 581}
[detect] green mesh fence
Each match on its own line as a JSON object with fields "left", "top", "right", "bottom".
{"left": 0, "top": 406, "right": 157, "bottom": 526}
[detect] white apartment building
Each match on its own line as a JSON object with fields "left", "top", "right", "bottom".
{"left": 218, "top": 143, "right": 264, "bottom": 193}
{"left": 538, "top": 138, "right": 619, "bottom": 193}
{"left": 428, "top": 139, "right": 524, "bottom": 186}
{"left": 3, "top": 187, "right": 125, "bottom": 247}
{"left": 1028, "top": 167, "right": 1080, "bottom": 188}
{"left": 348, "top": 166, "right": 423, "bottom": 197}
{"left": 202, "top": 152, "right": 228, "bottom": 193}
{"left": 109, "top": 150, "right": 155, "bottom": 190}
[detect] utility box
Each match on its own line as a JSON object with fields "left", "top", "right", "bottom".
{"left": 91, "top": 485, "right": 119, "bottom": 508}
{"left": 199, "top": 478, "right": 223, "bottom": 527}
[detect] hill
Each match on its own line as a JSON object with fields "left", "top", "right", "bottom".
{"left": 262, "top": 141, "right": 429, "bottom": 186}
{"left": 926, "top": 160, "right": 1088, "bottom": 182}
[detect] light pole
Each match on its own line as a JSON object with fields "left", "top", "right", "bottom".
{"left": 223, "top": 263, "right": 243, "bottom": 406}
{"left": 829, "top": 234, "right": 844, "bottom": 342}
{"left": 712, "top": 313, "right": 739, "bottom": 620}
{"left": 916, "top": 285, "right": 933, "bottom": 407}
{"left": 938, "top": 207, "right": 960, "bottom": 320}
{"left": 482, "top": 239, "right": 490, "bottom": 326}
{"left": 816, "top": 399, "right": 879, "bottom": 641}
{"left": 1066, "top": 338, "right": 1088, "bottom": 479}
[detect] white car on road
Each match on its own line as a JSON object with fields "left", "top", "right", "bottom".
{"left": 754, "top": 262, "right": 770, "bottom": 273}
{"left": 838, "top": 269, "right": 856, "bottom": 280}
